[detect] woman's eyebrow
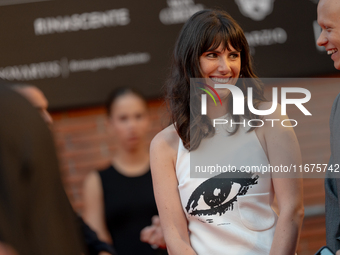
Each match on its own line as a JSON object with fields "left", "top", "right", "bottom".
{"left": 206, "top": 49, "right": 221, "bottom": 53}
{"left": 229, "top": 50, "right": 240, "bottom": 54}
{"left": 205, "top": 49, "right": 240, "bottom": 54}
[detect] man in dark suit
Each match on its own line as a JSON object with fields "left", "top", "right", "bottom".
{"left": 317, "top": 0, "right": 340, "bottom": 253}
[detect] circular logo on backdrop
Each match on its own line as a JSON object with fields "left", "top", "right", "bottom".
{"left": 235, "top": 0, "right": 275, "bottom": 21}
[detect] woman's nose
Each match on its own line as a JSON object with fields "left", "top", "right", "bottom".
{"left": 217, "top": 57, "right": 231, "bottom": 74}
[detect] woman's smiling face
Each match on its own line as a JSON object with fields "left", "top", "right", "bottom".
{"left": 199, "top": 43, "right": 241, "bottom": 99}
{"left": 199, "top": 43, "right": 241, "bottom": 84}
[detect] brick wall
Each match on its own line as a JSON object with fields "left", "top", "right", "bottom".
{"left": 51, "top": 80, "right": 340, "bottom": 254}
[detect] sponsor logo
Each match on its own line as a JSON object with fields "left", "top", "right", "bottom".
{"left": 235, "top": 0, "right": 275, "bottom": 21}
{"left": 159, "top": 0, "right": 204, "bottom": 25}
{"left": 0, "top": 0, "right": 51, "bottom": 6}
{"left": 245, "top": 27, "right": 288, "bottom": 55}
{"left": 0, "top": 61, "right": 62, "bottom": 81}
{"left": 245, "top": 28, "right": 287, "bottom": 47}
{"left": 0, "top": 52, "right": 150, "bottom": 81}
{"left": 34, "top": 8, "right": 130, "bottom": 35}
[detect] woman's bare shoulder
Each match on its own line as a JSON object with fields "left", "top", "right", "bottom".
{"left": 151, "top": 124, "right": 179, "bottom": 155}
{"left": 258, "top": 101, "right": 282, "bottom": 118}
{"left": 82, "top": 170, "right": 104, "bottom": 214}
{"left": 83, "top": 170, "right": 102, "bottom": 192}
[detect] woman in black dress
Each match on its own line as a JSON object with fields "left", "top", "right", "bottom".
{"left": 83, "top": 88, "right": 166, "bottom": 255}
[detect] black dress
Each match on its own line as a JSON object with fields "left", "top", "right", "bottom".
{"left": 99, "top": 165, "right": 167, "bottom": 255}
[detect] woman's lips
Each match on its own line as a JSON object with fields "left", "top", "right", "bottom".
{"left": 209, "top": 77, "right": 231, "bottom": 84}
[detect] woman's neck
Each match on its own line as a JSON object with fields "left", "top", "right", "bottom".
{"left": 112, "top": 144, "right": 150, "bottom": 177}
{"left": 206, "top": 99, "right": 229, "bottom": 119}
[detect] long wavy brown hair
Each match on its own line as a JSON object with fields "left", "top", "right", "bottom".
{"left": 165, "top": 9, "right": 266, "bottom": 151}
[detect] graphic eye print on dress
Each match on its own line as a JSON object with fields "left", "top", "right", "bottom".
{"left": 185, "top": 171, "right": 258, "bottom": 219}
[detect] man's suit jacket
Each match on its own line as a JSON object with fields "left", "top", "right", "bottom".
{"left": 326, "top": 93, "right": 340, "bottom": 252}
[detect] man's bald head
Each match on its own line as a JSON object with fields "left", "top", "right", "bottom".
{"left": 318, "top": 0, "right": 340, "bottom": 19}
{"left": 317, "top": 0, "right": 340, "bottom": 69}
{"left": 13, "top": 85, "right": 53, "bottom": 125}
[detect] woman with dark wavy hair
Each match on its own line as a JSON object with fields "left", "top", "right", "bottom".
{"left": 150, "top": 9, "right": 303, "bottom": 255}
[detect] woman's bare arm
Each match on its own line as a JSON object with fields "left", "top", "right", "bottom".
{"left": 257, "top": 103, "right": 304, "bottom": 255}
{"left": 150, "top": 126, "right": 197, "bottom": 255}
{"left": 82, "top": 171, "right": 113, "bottom": 244}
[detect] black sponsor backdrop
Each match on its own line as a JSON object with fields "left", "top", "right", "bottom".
{"left": 0, "top": 0, "right": 335, "bottom": 110}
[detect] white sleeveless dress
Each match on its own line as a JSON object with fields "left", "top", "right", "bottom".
{"left": 176, "top": 118, "right": 278, "bottom": 255}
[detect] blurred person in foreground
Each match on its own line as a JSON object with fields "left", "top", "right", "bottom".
{"left": 317, "top": 0, "right": 340, "bottom": 254}
{"left": 12, "top": 84, "right": 115, "bottom": 255}
{"left": 0, "top": 82, "right": 84, "bottom": 255}
{"left": 82, "top": 88, "right": 167, "bottom": 255}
